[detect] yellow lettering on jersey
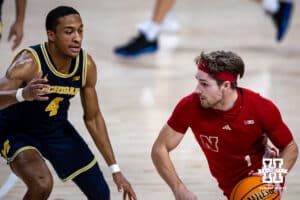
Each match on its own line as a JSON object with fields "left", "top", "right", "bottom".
{"left": 1, "top": 140, "right": 11, "bottom": 158}
{"left": 49, "top": 86, "right": 80, "bottom": 96}
{"left": 73, "top": 76, "right": 80, "bottom": 81}
{"left": 45, "top": 97, "right": 64, "bottom": 117}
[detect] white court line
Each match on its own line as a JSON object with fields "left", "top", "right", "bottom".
{"left": 0, "top": 172, "right": 18, "bottom": 199}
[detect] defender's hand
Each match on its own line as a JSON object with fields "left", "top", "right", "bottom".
{"left": 8, "top": 21, "right": 24, "bottom": 51}
{"left": 113, "top": 172, "right": 137, "bottom": 200}
{"left": 174, "top": 183, "right": 198, "bottom": 200}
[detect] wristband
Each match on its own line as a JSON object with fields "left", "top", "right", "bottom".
{"left": 109, "top": 164, "right": 121, "bottom": 174}
{"left": 16, "top": 88, "right": 25, "bottom": 102}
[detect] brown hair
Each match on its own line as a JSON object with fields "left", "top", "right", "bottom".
{"left": 195, "top": 51, "right": 245, "bottom": 88}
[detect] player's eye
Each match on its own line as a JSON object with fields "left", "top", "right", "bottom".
{"left": 201, "top": 82, "right": 209, "bottom": 87}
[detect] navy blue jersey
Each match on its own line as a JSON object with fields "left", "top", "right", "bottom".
{"left": 0, "top": 42, "right": 87, "bottom": 134}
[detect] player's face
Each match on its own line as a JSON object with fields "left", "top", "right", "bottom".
{"left": 49, "top": 14, "right": 83, "bottom": 58}
{"left": 194, "top": 69, "right": 224, "bottom": 109}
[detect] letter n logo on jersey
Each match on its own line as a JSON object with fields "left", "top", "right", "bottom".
{"left": 199, "top": 135, "right": 219, "bottom": 152}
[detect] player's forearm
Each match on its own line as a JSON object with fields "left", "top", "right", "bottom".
{"left": 0, "top": 90, "right": 19, "bottom": 109}
{"left": 151, "top": 144, "right": 183, "bottom": 192}
{"left": 84, "top": 113, "right": 117, "bottom": 165}
{"left": 280, "top": 140, "right": 298, "bottom": 173}
{"left": 15, "top": 0, "right": 26, "bottom": 23}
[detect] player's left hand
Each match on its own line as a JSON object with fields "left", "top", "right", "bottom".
{"left": 113, "top": 172, "right": 137, "bottom": 200}
{"left": 8, "top": 21, "right": 24, "bottom": 51}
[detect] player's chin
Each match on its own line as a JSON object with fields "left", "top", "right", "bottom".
{"left": 200, "top": 102, "right": 209, "bottom": 108}
{"left": 68, "top": 47, "right": 81, "bottom": 57}
{"left": 67, "top": 51, "right": 80, "bottom": 58}
{"left": 200, "top": 99, "right": 209, "bottom": 108}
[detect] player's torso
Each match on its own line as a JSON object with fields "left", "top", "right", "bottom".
{"left": 189, "top": 90, "right": 266, "bottom": 190}
{"left": 0, "top": 43, "right": 87, "bottom": 133}
{"left": 192, "top": 109, "right": 264, "bottom": 156}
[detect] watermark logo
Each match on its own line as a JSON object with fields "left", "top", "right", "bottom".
{"left": 258, "top": 158, "right": 288, "bottom": 184}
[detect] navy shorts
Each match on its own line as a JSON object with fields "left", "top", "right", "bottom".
{"left": 0, "top": 121, "right": 96, "bottom": 182}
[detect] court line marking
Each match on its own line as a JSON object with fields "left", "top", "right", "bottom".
{"left": 0, "top": 172, "right": 18, "bottom": 199}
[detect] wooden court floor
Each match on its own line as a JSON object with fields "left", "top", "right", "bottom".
{"left": 0, "top": 0, "right": 299, "bottom": 199}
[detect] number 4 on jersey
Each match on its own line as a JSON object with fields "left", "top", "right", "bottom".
{"left": 45, "top": 97, "right": 64, "bottom": 116}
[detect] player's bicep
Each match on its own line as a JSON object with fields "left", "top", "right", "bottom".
{"left": 80, "top": 86, "right": 100, "bottom": 119}
{"left": 261, "top": 100, "right": 293, "bottom": 149}
{"left": 80, "top": 54, "right": 101, "bottom": 119}
{"left": 154, "top": 124, "right": 185, "bottom": 152}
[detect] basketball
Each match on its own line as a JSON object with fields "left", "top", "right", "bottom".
{"left": 230, "top": 176, "right": 280, "bottom": 200}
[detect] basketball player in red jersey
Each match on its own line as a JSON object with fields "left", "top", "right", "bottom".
{"left": 151, "top": 51, "right": 298, "bottom": 199}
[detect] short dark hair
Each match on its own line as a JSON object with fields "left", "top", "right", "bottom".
{"left": 45, "top": 6, "right": 80, "bottom": 31}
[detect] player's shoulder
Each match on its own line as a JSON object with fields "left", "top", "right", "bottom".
{"left": 85, "top": 52, "right": 95, "bottom": 68}
{"left": 240, "top": 88, "right": 267, "bottom": 102}
{"left": 13, "top": 49, "right": 36, "bottom": 64}
{"left": 6, "top": 47, "right": 40, "bottom": 80}
{"left": 11, "top": 43, "right": 45, "bottom": 67}
{"left": 240, "top": 87, "right": 277, "bottom": 111}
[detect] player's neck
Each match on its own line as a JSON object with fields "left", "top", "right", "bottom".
{"left": 46, "top": 43, "right": 73, "bottom": 74}
{"left": 214, "top": 89, "right": 238, "bottom": 111}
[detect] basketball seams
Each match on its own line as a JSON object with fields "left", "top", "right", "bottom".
{"left": 241, "top": 183, "right": 266, "bottom": 200}
{"left": 230, "top": 176, "right": 280, "bottom": 200}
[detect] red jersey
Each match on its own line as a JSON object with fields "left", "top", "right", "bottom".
{"left": 167, "top": 88, "right": 293, "bottom": 198}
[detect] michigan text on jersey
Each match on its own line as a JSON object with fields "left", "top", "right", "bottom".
{"left": 46, "top": 86, "right": 80, "bottom": 96}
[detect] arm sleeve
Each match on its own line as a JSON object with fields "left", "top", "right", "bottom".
{"left": 260, "top": 98, "right": 293, "bottom": 150}
{"left": 167, "top": 96, "right": 192, "bottom": 134}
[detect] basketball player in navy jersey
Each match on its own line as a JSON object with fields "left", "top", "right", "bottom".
{"left": 151, "top": 51, "right": 298, "bottom": 199}
{"left": 0, "top": 6, "right": 136, "bottom": 200}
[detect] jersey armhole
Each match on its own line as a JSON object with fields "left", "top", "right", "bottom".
{"left": 81, "top": 49, "right": 88, "bottom": 87}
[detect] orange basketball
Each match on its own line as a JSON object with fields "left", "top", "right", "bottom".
{"left": 230, "top": 176, "right": 280, "bottom": 200}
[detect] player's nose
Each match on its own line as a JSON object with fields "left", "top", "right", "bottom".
{"left": 194, "top": 84, "right": 202, "bottom": 94}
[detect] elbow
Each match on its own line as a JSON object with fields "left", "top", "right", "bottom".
{"left": 151, "top": 142, "right": 159, "bottom": 163}
{"left": 280, "top": 140, "right": 299, "bottom": 166}
{"left": 293, "top": 142, "right": 299, "bottom": 159}
{"left": 288, "top": 140, "right": 299, "bottom": 158}
{"left": 151, "top": 141, "right": 167, "bottom": 165}
{"left": 83, "top": 112, "right": 99, "bottom": 125}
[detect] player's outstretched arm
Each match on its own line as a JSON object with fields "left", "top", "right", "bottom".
{"left": 81, "top": 54, "right": 137, "bottom": 200}
{"left": 8, "top": 0, "right": 26, "bottom": 50}
{"left": 0, "top": 50, "right": 49, "bottom": 109}
{"left": 151, "top": 124, "right": 198, "bottom": 200}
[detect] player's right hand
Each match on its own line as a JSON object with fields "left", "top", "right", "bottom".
{"left": 22, "top": 76, "right": 50, "bottom": 101}
{"left": 174, "top": 183, "right": 198, "bottom": 200}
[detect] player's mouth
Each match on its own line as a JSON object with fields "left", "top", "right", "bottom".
{"left": 70, "top": 46, "right": 80, "bottom": 53}
{"left": 200, "top": 96, "right": 206, "bottom": 101}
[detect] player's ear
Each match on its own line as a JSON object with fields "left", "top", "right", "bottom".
{"left": 47, "top": 30, "right": 55, "bottom": 42}
{"left": 223, "top": 81, "right": 231, "bottom": 89}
